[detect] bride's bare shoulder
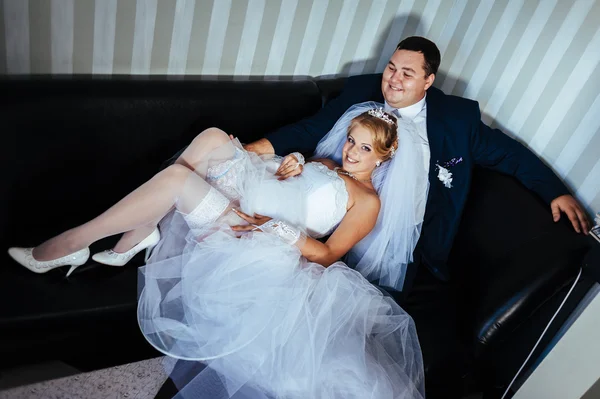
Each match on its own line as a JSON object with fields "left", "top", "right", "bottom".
{"left": 345, "top": 183, "right": 380, "bottom": 215}
{"left": 356, "top": 188, "right": 380, "bottom": 210}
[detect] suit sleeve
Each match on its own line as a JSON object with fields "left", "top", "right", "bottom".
{"left": 265, "top": 76, "right": 379, "bottom": 155}
{"left": 470, "top": 106, "right": 571, "bottom": 204}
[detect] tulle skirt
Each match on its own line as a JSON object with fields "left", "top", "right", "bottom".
{"left": 137, "top": 139, "right": 424, "bottom": 399}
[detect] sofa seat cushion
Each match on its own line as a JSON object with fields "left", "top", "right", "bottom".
{"left": 0, "top": 256, "right": 140, "bottom": 330}
{"left": 473, "top": 232, "right": 588, "bottom": 350}
{"left": 449, "top": 167, "right": 591, "bottom": 355}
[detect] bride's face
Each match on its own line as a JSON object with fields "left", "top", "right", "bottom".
{"left": 342, "top": 124, "right": 382, "bottom": 175}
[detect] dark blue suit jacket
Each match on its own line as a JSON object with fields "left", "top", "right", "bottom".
{"left": 266, "top": 74, "right": 570, "bottom": 287}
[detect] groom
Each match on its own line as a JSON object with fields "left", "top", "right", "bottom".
{"left": 247, "top": 36, "right": 589, "bottom": 289}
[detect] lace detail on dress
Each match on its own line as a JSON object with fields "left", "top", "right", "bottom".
{"left": 206, "top": 148, "right": 247, "bottom": 201}
{"left": 307, "top": 162, "right": 349, "bottom": 238}
{"left": 258, "top": 219, "right": 302, "bottom": 245}
{"left": 185, "top": 186, "right": 230, "bottom": 230}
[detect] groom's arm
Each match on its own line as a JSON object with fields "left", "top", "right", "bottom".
{"left": 469, "top": 105, "right": 590, "bottom": 233}
{"left": 246, "top": 74, "right": 382, "bottom": 156}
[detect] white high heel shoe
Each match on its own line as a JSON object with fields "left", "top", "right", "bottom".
{"left": 8, "top": 247, "right": 90, "bottom": 277}
{"left": 92, "top": 228, "right": 160, "bottom": 266}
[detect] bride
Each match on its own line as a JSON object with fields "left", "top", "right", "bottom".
{"left": 9, "top": 102, "right": 428, "bottom": 398}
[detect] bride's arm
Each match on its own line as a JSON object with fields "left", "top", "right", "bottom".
{"left": 299, "top": 194, "right": 380, "bottom": 266}
{"left": 232, "top": 193, "right": 380, "bottom": 266}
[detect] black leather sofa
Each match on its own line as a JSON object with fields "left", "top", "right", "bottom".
{"left": 1, "top": 75, "right": 598, "bottom": 398}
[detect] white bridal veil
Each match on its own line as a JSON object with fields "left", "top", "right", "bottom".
{"left": 313, "top": 101, "right": 429, "bottom": 291}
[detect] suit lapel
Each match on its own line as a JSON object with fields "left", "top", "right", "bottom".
{"left": 425, "top": 88, "right": 446, "bottom": 184}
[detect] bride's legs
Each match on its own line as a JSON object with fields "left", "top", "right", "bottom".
{"left": 32, "top": 165, "right": 214, "bottom": 261}
{"left": 173, "top": 127, "right": 233, "bottom": 172}
{"left": 107, "top": 127, "right": 235, "bottom": 253}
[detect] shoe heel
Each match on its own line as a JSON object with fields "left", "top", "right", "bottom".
{"left": 144, "top": 243, "right": 159, "bottom": 263}
{"left": 144, "top": 229, "right": 161, "bottom": 263}
{"left": 65, "top": 250, "right": 89, "bottom": 277}
{"left": 66, "top": 264, "right": 80, "bottom": 277}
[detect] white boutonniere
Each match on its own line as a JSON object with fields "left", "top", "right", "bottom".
{"left": 435, "top": 157, "right": 463, "bottom": 188}
{"left": 436, "top": 164, "right": 453, "bottom": 188}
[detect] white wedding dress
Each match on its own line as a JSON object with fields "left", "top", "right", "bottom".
{"left": 137, "top": 139, "right": 424, "bottom": 399}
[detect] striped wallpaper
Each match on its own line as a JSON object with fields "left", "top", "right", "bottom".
{"left": 1, "top": 0, "right": 599, "bottom": 216}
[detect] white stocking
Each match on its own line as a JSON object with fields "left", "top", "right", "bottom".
{"left": 33, "top": 129, "right": 240, "bottom": 261}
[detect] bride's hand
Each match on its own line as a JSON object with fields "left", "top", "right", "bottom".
{"left": 275, "top": 153, "right": 304, "bottom": 180}
{"left": 231, "top": 209, "right": 272, "bottom": 232}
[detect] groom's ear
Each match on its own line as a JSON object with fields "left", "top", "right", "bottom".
{"left": 424, "top": 73, "right": 435, "bottom": 90}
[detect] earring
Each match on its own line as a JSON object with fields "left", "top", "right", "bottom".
{"left": 376, "top": 160, "right": 381, "bottom": 167}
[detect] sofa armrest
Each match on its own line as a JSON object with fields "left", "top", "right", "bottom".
{"left": 583, "top": 243, "right": 600, "bottom": 283}
{"left": 469, "top": 232, "right": 590, "bottom": 351}
{"left": 447, "top": 167, "right": 593, "bottom": 354}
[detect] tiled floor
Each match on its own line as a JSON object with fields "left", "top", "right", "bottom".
{"left": 0, "top": 361, "right": 80, "bottom": 391}
{"left": 0, "top": 357, "right": 174, "bottom": 399}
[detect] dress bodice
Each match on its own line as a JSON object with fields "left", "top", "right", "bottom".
{"left": 204, "top": 148, "right": 349, "bottom": 240}
{"left": 246, "top": 161, "right": 349, "bottom": 239}
{"left": 297, "top": 162, "right": 349, "bottom": 238}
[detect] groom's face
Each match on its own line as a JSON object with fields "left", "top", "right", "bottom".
{"left": 381, "top": 50, "right": 435, "bottom": 109}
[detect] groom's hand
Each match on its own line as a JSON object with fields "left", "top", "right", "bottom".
{"left": 244, "top": 138, "right": 275, "bottom": 155}
{"left": 551, "top": 195, "right": 590, "bottom": 234}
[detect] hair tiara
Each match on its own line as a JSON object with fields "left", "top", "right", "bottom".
{"left": 367, "top": 107, "right": 397, "bottom": 158}
{"left": 367, "top": 107, "right": 396, "bottom": 125}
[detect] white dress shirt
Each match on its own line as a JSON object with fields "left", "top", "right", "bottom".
{"left": 385, "top": 95, "right": 431, "bottom": 226}
{"left": 385, "top": 95, "right": 430, "bottom": 174}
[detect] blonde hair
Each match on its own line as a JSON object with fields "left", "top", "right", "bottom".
{"left": 349, "top": 111, "right": 398, "bottom": 161}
